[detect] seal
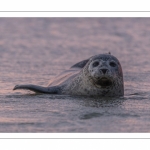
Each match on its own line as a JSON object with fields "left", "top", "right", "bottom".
{"left": 13, "top": 53, "right": 124, "bottom": 97}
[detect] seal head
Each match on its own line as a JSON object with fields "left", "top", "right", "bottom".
{"left": 80, "top": 54, "right": 124, "bottom": 96}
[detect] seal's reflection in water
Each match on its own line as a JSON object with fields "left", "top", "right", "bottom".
{"left": 69, "top": 95, "right": 125, "bottom": 120}
{"left": 73, "top": 96, "right": 125, "bottom": 108}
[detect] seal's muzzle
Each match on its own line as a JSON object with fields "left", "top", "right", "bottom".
{"left": 96, "top": 77, "right": 112, "bottom": 87}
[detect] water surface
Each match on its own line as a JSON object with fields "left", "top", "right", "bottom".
{"left": 1, "top": 18, "right": 150, "bottom": 132}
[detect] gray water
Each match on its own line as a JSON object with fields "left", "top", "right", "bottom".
{"left": 1, "top": 18, "right": 150, "bottom": 132}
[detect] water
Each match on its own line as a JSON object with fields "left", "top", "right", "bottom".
{"left": 1, "top": 18, "right": 150, "bottom": 132}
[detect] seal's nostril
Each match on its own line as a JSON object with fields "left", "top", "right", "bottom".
{"left": 101, "top": 69, "right": 108, "bottom": 74}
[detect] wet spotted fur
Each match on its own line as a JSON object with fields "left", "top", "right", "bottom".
{"left": 13, "top": 53, "right": 124, "bottom": 97}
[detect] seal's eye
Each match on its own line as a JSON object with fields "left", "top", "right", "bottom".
{"left": 109, "top": 61, "right": 116, "bottom": 67}
{"left": 92, "top": 61, "right": 99, "bottom": 67}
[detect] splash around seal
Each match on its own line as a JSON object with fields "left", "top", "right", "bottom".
{"left": 13, "top": 53, "right": 124, "bottom": 97}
